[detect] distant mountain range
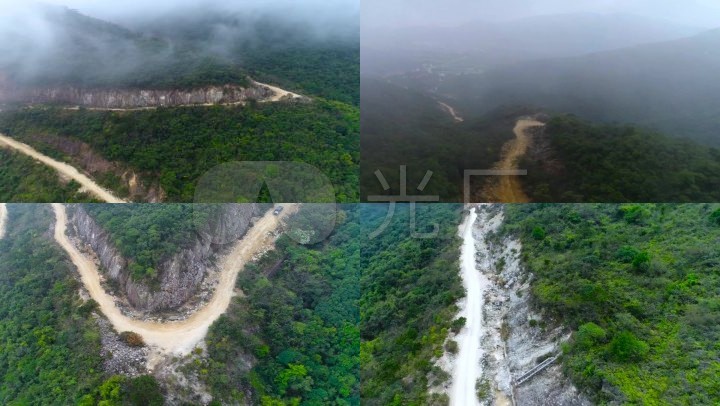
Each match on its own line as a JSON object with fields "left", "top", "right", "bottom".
{"left": 438, "top": 28, "right": 720, "bottom": 145}
{"left": 362, "top": 13, "right": 705, "bottom": 75}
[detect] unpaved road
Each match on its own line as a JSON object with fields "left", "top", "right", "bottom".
{"left": 52, "top": 203, "right": 294, "bottom": 356}
{"left": 438, "top": 101, "right": 464, "bottom": 122}
{"left": 488, "top": 119, "right": 544, "bottom": 203}
{"left": 254, "top": 81, "right": 304, "bottom": 102}
{"left": 0, "top": 203, "right": 7, "bottom": 240}
{"left": 449, "top": 205, "right": 504, "bottom": 406}
{"left": 0, "top": 134, "right": 125, "bottom": 203}
{"left": 450, "top": 207, "right": 486, "bottom": 406}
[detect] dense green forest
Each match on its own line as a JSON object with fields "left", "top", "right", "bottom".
{"left": 200, "top": 206, "right": 359, "bottom": 405}
{"left": 0, "top": 100, "right": 359, "bottom": 202}
{"left": 521, "top": 115, "right": 720, "bottom": 202}
{"left": 241, "top": 44, "right": 359, "bottom": 106}
{"left": 361, "top": 78, "right": 519, "bottom": 202}
{"left": 0, "top": 205, "right": 164, "bottom": 405}
{"left": 0, "top": 149, "right": 97, "bottom": 202}
{"left": 501, "top": 203, "right": 720, "bottom": 404}
{"left": 360, "top": 204, "right": 464, "bottom": 404}
{"left": 78, "top": 204, "right": 202, "bottom": 283}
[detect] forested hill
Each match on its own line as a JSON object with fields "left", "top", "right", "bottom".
{"left": 360, "top": 77, "right": 517, "bottom": 202}
{"left": 0, "top": 205, "right": 164, "bottom": 405}
{"left": 501, "top": 203, "right": 720, "bottom": 404}
{"left": 361, "top": 204, "right": 464, "bottom": 404}
{"left": 521, "top": 115, "right": 720, "bottom": 202}
{"left": 0, "top": 4, "right": 359, "bottom": 105}
{"left": 201, "top": 206, "right": 360, "bottom": 404}
{"left": 0, "top": 4, "right": 249, "bottom": 89}
{"left": 437, "top": 28, "right": 720, "bottom": 146}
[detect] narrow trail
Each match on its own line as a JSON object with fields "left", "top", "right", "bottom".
{"left": 0, "top": 203, "right": 7, "bottom": 240}
{"left": 487, "top": 119, "right": 544, "bottom": 203}
{"left": 52, "top": 203, "right": 294, "bottom": 357}
{"left": 0, "top": 134, "right": 125, "bottom": 203}
{"left": 438, "top": 101, "right": 464, "bottom": 122}
{"left": 449, "top": 205, "right": 505, "bottom": 406}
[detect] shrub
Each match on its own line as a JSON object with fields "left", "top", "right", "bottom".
{"left": 445, "top": 340, "right": 459, "bottom": 355}
{"left": 450, "top": 317, "right": 466, "bottom": 334}
{"left": 574, "top": 322, "right": 606, "bottom": 350}
{"left": 532, "top": 226, "right": 546, "bottom": 240}
{"left": 119, "top": 331, "right": 145, "bottom": 347}
{"left": 609, "top": 331, "right": 649, "bottom": 362}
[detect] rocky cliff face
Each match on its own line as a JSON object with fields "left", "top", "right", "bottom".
{"left": 0, "top": 84, "right": 273, "bottom": 108}
{"left": 68, "top": 204, "right": 260, "bottom": 312}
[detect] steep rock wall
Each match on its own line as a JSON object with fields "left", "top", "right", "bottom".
{"left": 0, "top": 84, "right": 273, "bottom": 108}
{"left": 67, "top": 204, "right": 260, "bottom": 312}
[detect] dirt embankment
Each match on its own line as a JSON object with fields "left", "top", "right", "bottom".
{"left": 53, "top": 203, "right": 295, "bottom": 358}
{"left": 486, "top": 119, "right": 545, "bottom": 203}
{"left": 0, "top": 134, "right": 126, "bottom": 203}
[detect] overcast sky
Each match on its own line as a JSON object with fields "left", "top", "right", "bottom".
{"left": 363, "top": 0, "right": 720, "bottom": 29}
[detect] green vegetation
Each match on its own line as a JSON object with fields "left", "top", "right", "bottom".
{"left": 521, "top": 116, "right": 720, "bottom": 202}
{"left": 200, "top": 206, "right": 359, "bottom": 405}
{"left": 242, "top": 44, "right": 359, "bottom": 106}
{"left": 501, "top": 203, "right": 720, "bottom": 404}
{"left": 80, "top": 375, "right": 164, "bottom": 406}
{"left": 78, "top": 204, "right": 200, "bottom": 282}
{"left": 361, "top": 78, "right": 519, "bottom": 202}
{"left": 0, "top": 148, "right": 97, "bottom": 202}
{"left": 0, "top": 205, "right": 166, "bottom": 405}
{"left": 0, "top": 205, "right": 104, "bottom": 403}
{"left": 360, "top": 204, "right": 463, "bottom": 404}
{"left": 0, "top": 100, "right": 359, "bottom": 202}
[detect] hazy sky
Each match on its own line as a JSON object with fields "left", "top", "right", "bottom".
{"left": 35, "top": 0, "right": 359, "bottom": 20}
{"left": 363, "top": 0, "right": 720, "bottom": 29}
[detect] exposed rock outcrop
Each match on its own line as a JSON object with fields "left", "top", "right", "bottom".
{"left": 0, "top": 84, "right": 273, "bottom": 109}
{"left": 67, "top": 204, "right": 260, "bottom": 313}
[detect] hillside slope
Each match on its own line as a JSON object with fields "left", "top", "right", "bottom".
{"left": 440, "top": 29, "right": 720, "bottom": 145}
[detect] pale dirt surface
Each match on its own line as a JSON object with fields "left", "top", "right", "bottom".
{"left": 438, "top": 101, "right": 464, "bottom": 122}
{"left": 486, "top": 119, "right": 545, "bottom": 203}
{"left": 0, "top": 203, "right": 7, "bottom": 239}
{"left": 449, "top": 207, "right": 489, "bottom": 406}
{"left": 0, "top": 134, "right": 126, "bottom": 203}
{"left": 254, "top": 81, "right": 304, "bottom": 102}
{"left": 52, "top": 203, "right": 295, "bottom": 361}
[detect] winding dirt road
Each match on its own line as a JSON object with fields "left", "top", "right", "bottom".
{"left": 438, "top": 101, "right": 464, "bottom": 123}
{"left": 487, "top": 119, "right": 544, "bottom": 203}
{"left": 0, "top": 134, "right": 125, "bottom": 203}
{"left": 52, "top": 203, "right": 294, "bottom": 356}
{"left": 0, "top": 203, "right": 7, "bottom": 240}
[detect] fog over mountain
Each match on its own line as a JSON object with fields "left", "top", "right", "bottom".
{"left": 0, "top": 1, "right": 359, "bottom": 88}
